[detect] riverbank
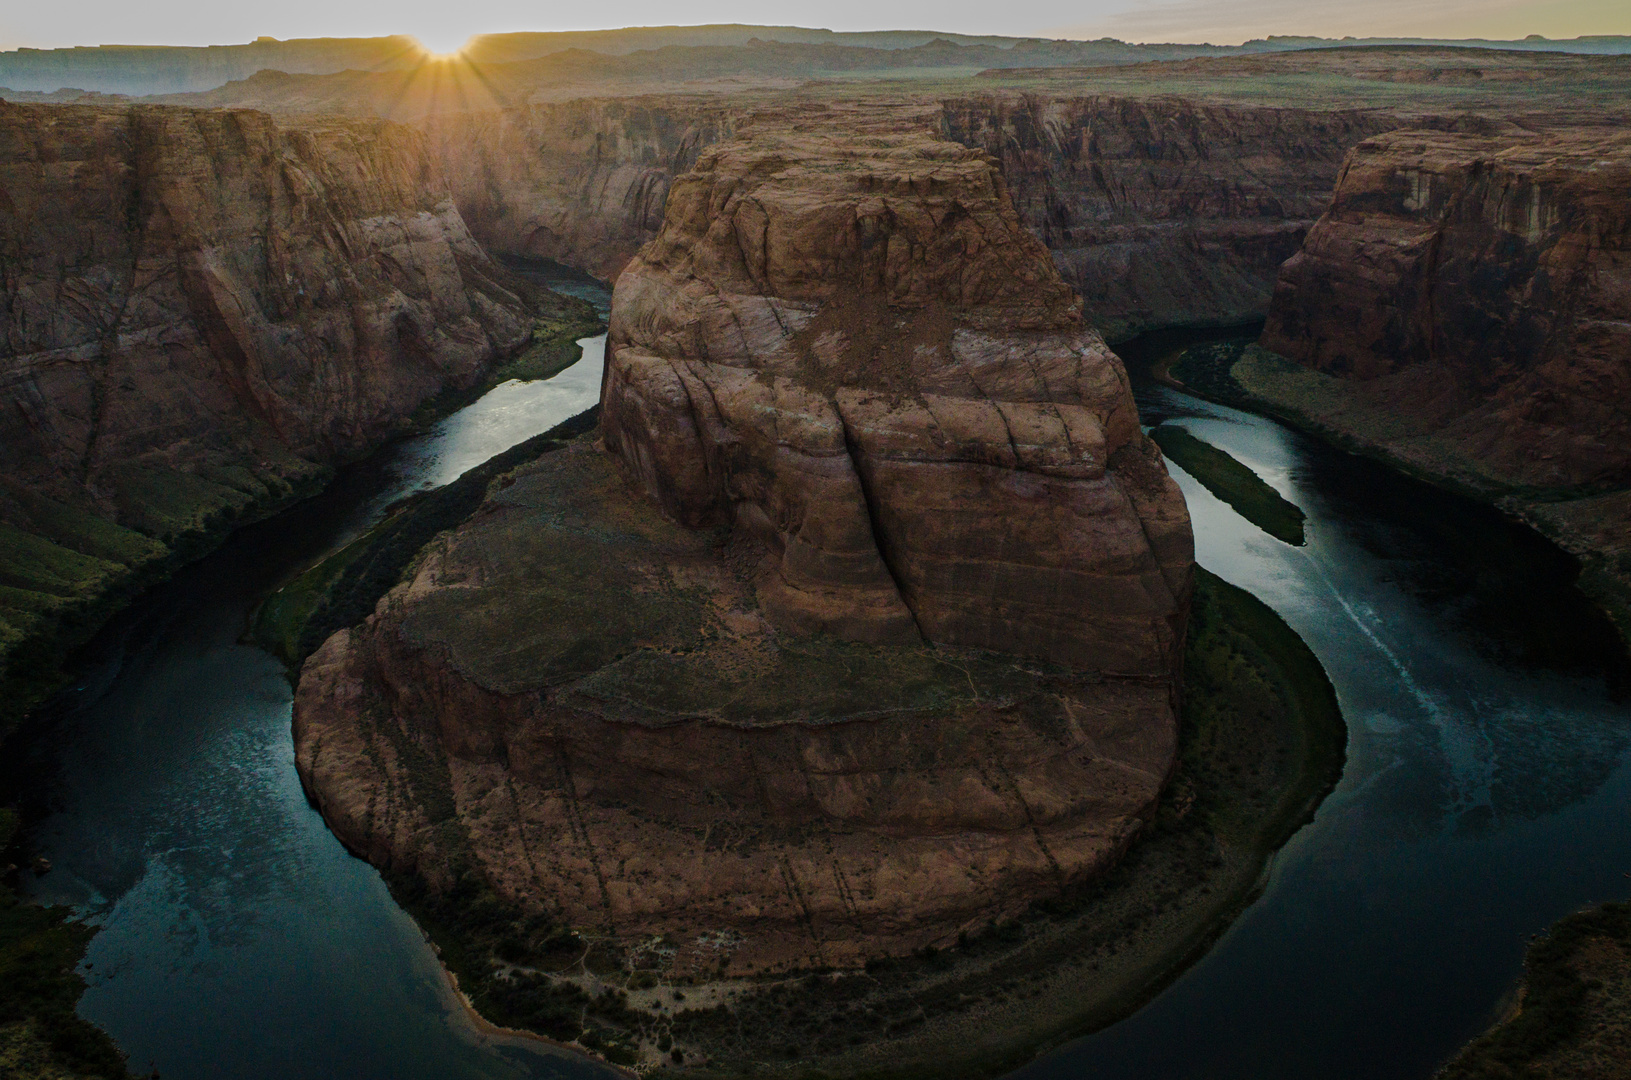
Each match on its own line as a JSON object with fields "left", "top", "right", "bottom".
{"left": 280, "top": 458, "right": 1343, "bottom": 1080}
{"left": 0, "top": 810, "right": 132, "bottom": 1080}
{"left": 0, "top": 305, "right": 604, "bottom": 749}
{"left": 1440, "top": 901, "right": 1631, "bottom": 1078}
{"left": 1161, "top": 341, "right": 1631, "bottom": 649}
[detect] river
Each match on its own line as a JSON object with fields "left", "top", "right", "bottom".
{"left": 4, "top": 321, "right": 1626, "bottom": 1079}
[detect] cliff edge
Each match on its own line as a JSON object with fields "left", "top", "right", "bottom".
{"left": 293, "top": 107, "right": 1193, "bottom": 977}
{"left": 0, "top": 101, "right": 563, "bottom": 711}
{"left": 1244, "top": 127, "right": 1631, "bottom": 635}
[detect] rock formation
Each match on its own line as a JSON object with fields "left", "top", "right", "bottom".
{"left": 601, "top": 107, "right": 1191, "bottom": 672}
{"left": 1259, "top": 127, "right": 1631, "bottom": 492}
{"left": 942, "top": 96, "right": 1403, "bottom": 339}
{"left": 420, "top": 96, "right": 1399, "bottom": 339}
{"left": 0, "top": 101, "right": 555, "bottom": 690}
{"left": 294, "top": 108, "right": 1192, "bottom": 972}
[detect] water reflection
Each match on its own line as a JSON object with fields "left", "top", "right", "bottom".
{"left": 6, "top": 283, "right": 619, "bottom": 1079}
{"left": 1008, "top": 338, "right": 1631, "bottom": 1080}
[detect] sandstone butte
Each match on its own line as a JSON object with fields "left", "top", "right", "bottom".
{"left": 423, "top": 95, "right": 1399, "bottom": 340}
{"left": 0, "top": 101, "right": 564, "bottom": 693}
{"left": 293, "top": 107, "right": 1195, "bottom": 973}
{"left": 1251, "top": 127, "right": 1631, "bottom": 628}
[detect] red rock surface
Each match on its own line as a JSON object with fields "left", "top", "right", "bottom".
{"left": 604, "top": 107, "right": 1193, "bottom": 673}
{"left": 1260, "top": 128, "right": 1631, "bottom": 491}
{"left": 418, "top": 94, "right": 1399, "bottom": 338}
{"left": 942, "top": 96, "right": 1402, "bottom": 339}
{"left": 0, "top": 102, "right": 541, "bottom": 537}
{"left": 294, "top": 108, "right": 1193, "bottom": 970}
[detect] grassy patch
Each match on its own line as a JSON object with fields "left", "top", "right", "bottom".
{"left": 1441, "top": 901, "right": 1631, "bottom": 1079}
{"left": 0, "top": 811, "right": 131, "bottom": 1079}
{"left": 493, "top": 313, "right": 607, "bottom": 384}
{"left": 378, "top": 564, "right": 1344, "bottom": 1078}
{"left": 406, "top": 309, "right": 605, "bottom": 431}
{"left": 253, "top": 406, "right": 603, "bottom": 668}
{"left": 1152, "top": 425, "right": 1307, "bottom": 545}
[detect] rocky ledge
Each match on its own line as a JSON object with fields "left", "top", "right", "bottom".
{"left": 294, "top": 107, "right": 1193, "bottom": 974}
{"left": 0, "top": 101, "right": 582, "bottom": 717}
{"left": 1243, "top": 127, "right": 1631, "bottom": 634}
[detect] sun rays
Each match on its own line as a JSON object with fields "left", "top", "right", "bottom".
{"left": 366, "top": 38, "right": 514, "bottom": 121}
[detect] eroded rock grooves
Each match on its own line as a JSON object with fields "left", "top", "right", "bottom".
{"left": 603, "top": 106, "right": 1191, "bottom": 672}
{"left": 0, "top": 101, "right": 555, "bottom": 692}
{"left": 1261, "top": 127, "right": 1631, "bottom": 491}
{"left": 295, "top": 107, "right": 1193, "bottom": 974}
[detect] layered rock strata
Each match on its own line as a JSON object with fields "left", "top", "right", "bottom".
{"left": 0, "top": 101, "right": 551, "bottom": 687}
{"left": 602, "top": 108, "right": 1192, "bottom": 672}
{"left": 1260, "top": 128, "right": 1631, "bottom": 492}
{"left": 1245, "top": 128, "right": 1631, "bottom": 636}
{"left": 295, "top": 109, "right": 1193, "bottom": 971}
{"left": 418, "top": 95, "right": 1401, "bottom": 337}
{"left": 942, "top": 96, "right": 1403, "bottom": 339}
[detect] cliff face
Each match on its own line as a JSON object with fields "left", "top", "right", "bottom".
{"left": 1259, "top": 128, "right": 1631, "bottom": 491}
{"left": 603, "top": 108, "right": 1191, "bottom": 672}
{"left": 0, "top": 101, "right": 542, "bottom": 689}
{"left": 423, "top": 95, "right": 1400, "bottom": 340}
{"left": 943, "top": 96, "right": 1403, "bottom": 339}
{"left": 421, "top": 101, "right": 736, "bottom": 281}
{"left": 294, "top": 109, "right": 1192, "bottom": 971}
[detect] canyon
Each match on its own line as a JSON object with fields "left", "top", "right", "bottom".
{"left": 416, "top": 95, "right": 1398, "bottom": 338}
{"left": 3, "top": 31, "right": 1629, "bottom": 1080}
{"left": 0, "top": 101, "right": 585, "bottom": 718}
{"left": 292, "top": 108, "right": 1193, "bottom": 978}
{"left": 1242, "top": 126, "right": 1631, "bottom": 631}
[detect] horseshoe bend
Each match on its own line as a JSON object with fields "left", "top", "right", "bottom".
{"left": 293, "top": 106, "right": 1194, "bottom": 965}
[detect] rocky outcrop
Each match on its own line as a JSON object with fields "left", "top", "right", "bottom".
{"left": 418, "top": 95, "right": 1401, "bottom": 340}
{"left": 603, "top": 107, "right": 1191, "bottom": 672}
{"left": 0, "top": 101, "right": 551, "bottom": 692}
{"left": 294, "top": 108, "right": 1192, "bottom": 971}
{"left": 1259, "top": 128, "right": 1631, "bottom": 492}
{"left": 943, "top": 96, "right": 1403, "bottom": 339}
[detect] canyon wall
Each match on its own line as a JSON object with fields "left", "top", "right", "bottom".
{"left": 422, "top": 100, "right": 736, "bottom": 282}
{"left": 0, "top": 101, "right": 548, "bottom": 688}
{"left": 1259, "top": 128, "right": 1631, "bottom": 491}
{"left": 601, "top": 107, "right": 1191, "bottom": 672}
{"left": 294, "top": 109, "right": 1192, "bottom": 970}
{"left": 424, "top": 95, "right": 1399, "bottom": 340}
{"left": 942, "top": 96, "right": 1402, "bottom": 339}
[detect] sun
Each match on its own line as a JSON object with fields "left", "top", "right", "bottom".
{"left": 411, "top": 32, "right": 472, "bottom": 61}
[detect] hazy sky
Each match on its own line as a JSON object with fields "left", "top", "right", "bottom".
{"left": 1, "top": 0, "right": 1623, "bottom": 53}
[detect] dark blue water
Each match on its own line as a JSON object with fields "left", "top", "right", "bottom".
{"left": 7, "top": 316, "right": 619, "bottom": 1079}
{"left": 6, "top": 321, "right": 1626, "bottom": 1079}
{"left": 1011, "top": 339, "right": 1630, "bottom": 1079}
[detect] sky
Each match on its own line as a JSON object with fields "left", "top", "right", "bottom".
{"left": 0, "top": 0, "right": 1624, "bottom": 53}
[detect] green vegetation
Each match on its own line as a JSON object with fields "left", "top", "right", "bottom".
{"left": 494, "top": 312, "right": 607, "bottom": 384}
{"left": 0, "top": 458, "right": 331, "bottom": 744}
{"left": 380, "top": 564, "right": 1345, "bottom": 1078}
{"left": 1441, "top": 902, "right": 1631, "bottom": 1079}
{"left": 253, "top": 406, "right": 603, "bottom": 668}
{"left": 0, "top": 810, "right": 132, "bottom": 1080}
{"left": 1151, "top": 424, "right": 1307, "bottom": 545}
{"left": 406, "top": 309, "right": 605, "bottom": 431}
